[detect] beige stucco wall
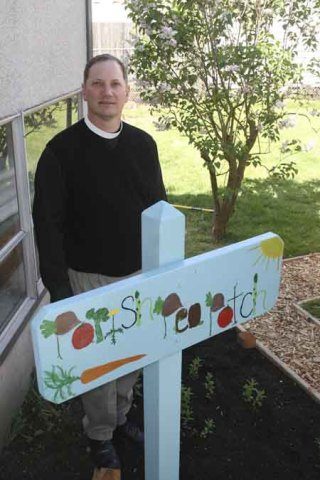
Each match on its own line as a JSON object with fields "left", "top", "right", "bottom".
{"left": 0, "top": 0, "right": 87, "bottom": 119}
{"left": 0, "top": 294, "right": 49, "bottom": 451}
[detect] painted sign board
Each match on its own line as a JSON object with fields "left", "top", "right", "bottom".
{"left": 31, "top": 222, "right": 283, "bottom": 404}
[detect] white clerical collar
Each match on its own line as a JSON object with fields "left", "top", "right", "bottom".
{"left": 84, "top": 116, "right": 123, "bottom": 139}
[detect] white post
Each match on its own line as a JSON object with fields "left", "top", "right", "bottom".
{"left": 142, "top": 201, "right": 185, "bottom": 480}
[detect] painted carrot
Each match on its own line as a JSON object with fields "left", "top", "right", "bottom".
{"left": 80, "top": 354, "right": 146, "bottom": 384}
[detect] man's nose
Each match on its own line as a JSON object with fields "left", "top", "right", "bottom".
{"left": 102, "top": 84, "right": 113, "bottom": 95}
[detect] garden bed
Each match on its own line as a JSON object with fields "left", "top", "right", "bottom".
{"left": 1, "top": 254, "right": 320, "bottom": 480}
{"left": 0, "top": 328, "right": 319, "bottom": 480}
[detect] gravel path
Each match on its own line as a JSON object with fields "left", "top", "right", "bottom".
{"left": 243, "top": 253, "right": 320, "bottom": 394}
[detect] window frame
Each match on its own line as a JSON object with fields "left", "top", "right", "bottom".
{"left": 0, "top": 90, "right": 83, "bottom": 361}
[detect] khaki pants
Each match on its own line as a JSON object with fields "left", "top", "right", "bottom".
{"left": 68, "top": 268, "right": 140, "bottom": 441}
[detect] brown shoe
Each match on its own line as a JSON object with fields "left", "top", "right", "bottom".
{"left": 92, "top": 467, "right": 121, "bottom": 480}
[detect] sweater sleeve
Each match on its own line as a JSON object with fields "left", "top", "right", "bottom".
{"left": 149, "top": 138, "right": 167, "bottom": 203}
{"left": 32, "top": 146, "right": 73, "bottom": 302}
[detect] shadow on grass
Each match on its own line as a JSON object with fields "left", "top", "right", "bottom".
{"left": 168, "top": 178, "right": 320, "bottom": 258}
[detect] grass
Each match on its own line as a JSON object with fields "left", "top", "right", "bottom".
{"left": 301, "top": 298, "right": 320, "bottom": 319}
{"left": 124, "top": 102, "right": 320, "bottom": 258}
{"left": 25, "top": 99, "right": 320, "bottom": 258}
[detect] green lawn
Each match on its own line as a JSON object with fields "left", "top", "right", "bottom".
{"left": 25, "top": 100, "right": 320, "bottom": 259}
{"left": 301, "top": 298, "right": 320, "bottom": 319}
{"left": 124, "top": 103, "right": 320, "bottom": 258}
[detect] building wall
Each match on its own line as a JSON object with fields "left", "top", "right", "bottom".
{"left": 0, "top": 0, "right": 88, "bottom": 450}
{"left": 0, "top": 0, "right": 87, "bottom": 119}
{"left": 0, "top": 294, "right": 48, "bottom": 450}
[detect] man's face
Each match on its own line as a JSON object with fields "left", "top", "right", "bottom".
{"left": 82, "top": 60, "right": 129, "bottom": 126}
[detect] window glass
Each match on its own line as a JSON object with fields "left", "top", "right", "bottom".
{"left": 25, "top": 95, "right": 79, "bottom": 203}
{"left": 0, "top": 123, "right": 20, "bottom": 249}
{"left": 24, "top": 95, "right": 79, "bottom": 279}
{"left": 0, "top": 243, "right": 26, "bottom": 334}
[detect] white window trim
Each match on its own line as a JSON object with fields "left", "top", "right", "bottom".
{"left": 0, "top": 90, "right": 83, "bottom": 360}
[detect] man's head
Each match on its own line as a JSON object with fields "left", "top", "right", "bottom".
{"left": 82, "top": 54, "right": 130, "bottom": 131}
{"left": 83, "top": 54, "right": 128, "bottom": 84}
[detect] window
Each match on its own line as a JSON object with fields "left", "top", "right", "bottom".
{"left": 25, "top": 95, "right": 79, "bottom": 203}
{"left": 0, "top": 244, "right": 26, "bottom": 335}
{"left": 24, "top": 94, "right": 80, "bottom": 280}
{"left": 0, "top": 124, "right": 20, "bottom": 246}
{"left": 0, "top": 122, "right": 27, "bottom": 335}
{"left": 0, "top": 93, "right": 81, "bottom": 354}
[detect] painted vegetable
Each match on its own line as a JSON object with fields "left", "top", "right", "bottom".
{"left": 86, "top": 307, "right": 109, "bottom": 343}
{"left": 44, "top": 354, "right": 146, "bottom": 401}
{"left": 72, "top": 323, "right": 95, "bottom": 349}
{"left": 105, "top": 309, "right": 124, "bottom": 345}
{"left": 188, "top": 303, "right": 201, "bottom": 328}
{"left": 40, "top": 311, "right": 81, "bottom": 359}
{"left": 217, "top": 306, "right": 234, "bottom": 328}
{"left": 206, "top": 292, "right": 225, "bottom": 336}
{"left": 80, "top": 354, "right": 146, "bottom": 384}
{"left": 162, "top": 293, "right": 183, "bottom": 317}
{"left": 211, "top": 293, "right": 225, "bottom": 312}
{"left": 154, "top": 293, "right": 183, "bottom": 339}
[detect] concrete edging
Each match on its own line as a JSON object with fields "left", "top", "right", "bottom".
{"left": 293, "top": 297, "right": 320, "bottom": 328}
{"left": 236, "top": 325, "right": 320, "bottom": 405}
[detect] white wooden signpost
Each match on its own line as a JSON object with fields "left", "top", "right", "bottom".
{"left": 31, "top": 201, "right": 284, "bottom": 480}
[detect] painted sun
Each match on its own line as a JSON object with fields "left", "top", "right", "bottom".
{"left": 251, "top": 236, "right": 284, "bottom": 270}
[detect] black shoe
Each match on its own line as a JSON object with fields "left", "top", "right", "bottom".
{"left": 89, "top": 438, "right": 121, "bottom": 469}
{"left": 116, "top": 421, "right": 144, "bottom": 445}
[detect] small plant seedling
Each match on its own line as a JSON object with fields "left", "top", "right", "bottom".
{"left": 188, "top": 356, "right": 203, "bottom": 380}
{"left": 204, "top": 372, "right": 215, "bottom": 399}
{"left": 242, "top": 378, "right": 266, "bottom": 409}
{"left": 181, "top": 384, "right": 194, "bottom": 427}
{"left": 199, "top": 418, "right": 216, "bottom": 439}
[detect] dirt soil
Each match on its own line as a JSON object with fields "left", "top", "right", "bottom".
{"left": 0, "top": 329, "right": 319, "bottom": 480}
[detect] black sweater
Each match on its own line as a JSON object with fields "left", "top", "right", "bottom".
{"left": 32, "top": 120, "right": 167, "bottom": 302}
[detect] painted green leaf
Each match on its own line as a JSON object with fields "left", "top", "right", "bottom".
{"left": 86, "top": 308, "right": 95, "bottom": 320}
{"left": 153, "top": 296, "right": 164, "bottom": 315}
{"left": 96, "top": 307, "right": 109, "bottom": 321}
{"left": 205, "top": 292, "right": 213, "bottom": 308}
{"left": 40, "top": 319, "right": 56, "bottom": 338}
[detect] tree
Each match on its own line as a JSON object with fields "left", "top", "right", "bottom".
{"left": 0, "top": 98, "right": 77, "bottom": 172}
{"left": 126, "top": 0, "right": 320, "bottom": 240}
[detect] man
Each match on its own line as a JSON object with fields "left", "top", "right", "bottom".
{"left": 33, "top": 54, "right": 167, "bottom": 479}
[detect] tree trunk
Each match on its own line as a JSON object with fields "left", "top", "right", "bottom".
{"left": 212, "top": 200, "right": 235, "bottom": 242}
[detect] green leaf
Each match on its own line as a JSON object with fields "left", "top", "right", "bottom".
{"left": 205, "top": 292, "right": 213, "bottom": 308}
{"left": 153, "top": 296, "right": 164, "bottom": 315}
{"left": 40, "top": 320, "right": 56, "bottom": 338}
{"left": 86, "top": 308, "right": 95, "bottom": 320}
{"left": 97, "top": 308, "right": 109, "bottom": 321}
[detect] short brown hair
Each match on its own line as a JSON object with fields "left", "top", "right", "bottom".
{"left": 83, "top": 54, "right": 128, "bottom": 83}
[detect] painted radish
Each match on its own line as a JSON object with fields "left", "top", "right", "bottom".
{"left": 40, "top": 311, "right": 81, "bottom": 359}
{"left": 72, "top": 323, "right": 95, "bottom": 349}
{"left": 217, "top": 306, "right": 234, "bottom": 328}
